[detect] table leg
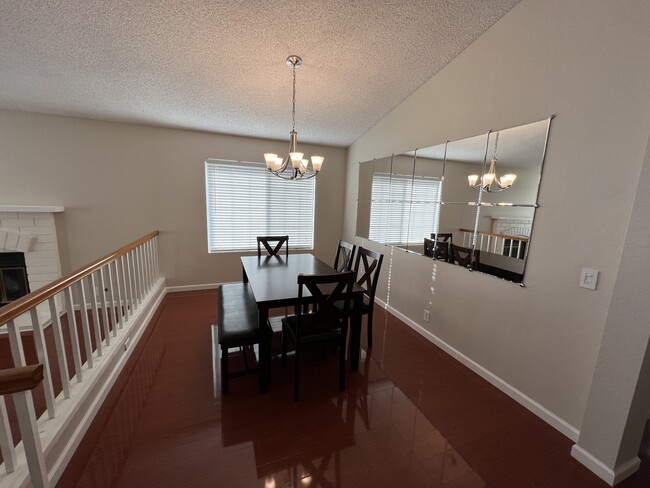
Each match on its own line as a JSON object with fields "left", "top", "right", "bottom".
{"left": 243, "top": 266, "right": 248, "bottom": 283}
{"left": 258, "top": 306, "right": 270, "bottom": 392}
{"left": 349, "top": 295, "right": 362, "bottom": 371}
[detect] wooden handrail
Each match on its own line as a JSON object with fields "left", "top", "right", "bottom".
{"left": 0, "top": 364, "right": 44, "bottom": 395}
{"left": 459, "top": 228, "right": 529, "bottom": 242}
{"left": 0, "top": 231, "right": 159, "bottom": 326}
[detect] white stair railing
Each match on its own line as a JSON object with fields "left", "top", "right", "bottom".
{"left": 0, "top": 231, "right": 163, "bottom": 488}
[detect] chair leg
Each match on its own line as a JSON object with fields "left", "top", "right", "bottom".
{"left": 294, "top": 349, "right": 300, "bottom": 401}
{"left": 366, "top": 308, "right": 374, "bottom": 348}
{"left": 221, "top": 345, "right": 229, "bottom": 395}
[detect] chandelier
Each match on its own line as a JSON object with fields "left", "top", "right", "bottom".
{"left": 263, "top": 55, "right": 324, "bottom": 180}
{"left": 468, "top": 131, "right": 516, "bottom": 192}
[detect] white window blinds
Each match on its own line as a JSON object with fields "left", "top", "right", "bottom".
{"left": 205, "top": 160, "right": 315, "bottom": 252}
{"left": 369, "top": 174, "right": 440, "bottom": 245}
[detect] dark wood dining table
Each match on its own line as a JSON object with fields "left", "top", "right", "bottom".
{"left": 241, "top": 253, "right": 365, "bottom": 388}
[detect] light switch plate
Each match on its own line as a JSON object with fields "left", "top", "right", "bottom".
{"left": 580, "top": 268, "right": 599, "bottom": 290}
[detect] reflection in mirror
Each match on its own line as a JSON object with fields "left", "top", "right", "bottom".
{"left": 356, "top": 161, "right": 374, "bottom": 239}
{"left": 407, "top": 143, "right": 446, "bottom": 255}
{"left": 472, "top": 204, "right": 536, "bottom": 282}
{"left": 368, "top": 156, "right": 393, "bottom": 245}
{"left": 478, "top": 119, "right": 551, "bottom": 205}
{"left": 354, "top": 116, "right": 553, "bottom": 284}
{"left": 436, "top": 203, "right": 480, "bottom": 264}
{"left": 442, "top": 133, "right": 489, "bottom": 204}
{"left": 389, "top": 152, "right": 415, "bottom": 251}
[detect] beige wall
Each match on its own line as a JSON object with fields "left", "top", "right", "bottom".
{"left": 0, "top": 111, "right": 347, "bottom": 286}
{"left": 343, "top": 0, "right": 650, "bottom": 448}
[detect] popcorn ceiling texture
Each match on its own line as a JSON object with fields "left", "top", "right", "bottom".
{"left": 0, "top": 0, "right": 520, "bottom": 146}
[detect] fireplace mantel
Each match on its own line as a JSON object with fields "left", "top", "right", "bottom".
{"left": 0, "top": 205, "right": 64, "bottom": 213}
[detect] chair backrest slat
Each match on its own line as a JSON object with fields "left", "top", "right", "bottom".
{"left": 334, "top": 240, "right": 356, "bottom": 272}
{"left": 257, "top": 235, "right": 289, "bottom": 258}
{"left": 354, "top": 247, "right": 383, "bottom": 302}
{"left": 450, "top": 244, "right": 480, "bottom": 269}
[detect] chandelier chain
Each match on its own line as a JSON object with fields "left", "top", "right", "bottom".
{"left": 291, "top": 66, "right": 296, "bottom": 131}
{"left": 492, "top": 131, "right": 499, "bottom": 163}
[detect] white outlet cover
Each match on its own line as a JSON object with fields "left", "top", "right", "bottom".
{"left": 580, "top": 268, "right": 599, "bottom": 290}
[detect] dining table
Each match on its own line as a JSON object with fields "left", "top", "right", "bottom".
{"left": 241, "top": 253, "right": 365, "bottom": 388}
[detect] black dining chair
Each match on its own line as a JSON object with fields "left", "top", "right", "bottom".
{"left": 281, "top": 271, "right": 355, "bottom": 401}
{"left": 431, "top": 233, "right": 453, "bottom": 262}
{"left": 424, "top": 238, "right": 434, "bottom": 257}
{"left": 333, "top": 240, "right": 356, "bottom": 272}
{"left": 335, "top": 247, "right": 384, "bottom": 348}
{"left": 257, "top": 235, "right": 289, "bottom": 258}
{"left": 450, "top": 243, "right": 480, "bottom": 270}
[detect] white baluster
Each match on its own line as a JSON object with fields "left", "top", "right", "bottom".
{"left": 47, "top": 296, "right": 71, "bottom": 398}
{"left": 77, "top": 280, "right": 98, "bottom": 363}
{"left": 29, "top": 308, "right": 56, "bottom": 419}
{"left": 119, "top": 256, "right": 131, "bottom": 321}
{"left": 89, "top": 272, "right": 108, "bottom": 347}
{"left": 113, "top": 258, "right": 128, "bottom": 328}
{"left": 107, "top": 262, "right": 119, "bottom": 336}
{"left": 126, "top": 252, "right": 137, "bottom": 311}
{"left": 142, "top": 243, "right": 151, "bottom": 292}
{"left": 6, "top": 319, "right": 26, "bottom": 367}
{"left": 64, "top": 288, "right": 84, "bottom": 381}
{"left": 147, "top": 240, "right": 154, "bottom": 288}
{"left": 135, "top": 248, "right": 143, "bottom": 303}
{"left": 98, "top": 268, "right": 111, "bottom": 342}
{"left": 154, "top": 236, "right": 160, "bottom": 280}
{"left": 517, "top": 240, "right": 524, "bottom": 259}
{"left": 0, "top": 396, "right": 16, "bottom": 473}
{"left": 13, "top": 390, "right": 50, "bottom": 488}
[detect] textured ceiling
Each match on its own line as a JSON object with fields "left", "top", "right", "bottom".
{"left": 0, "top": 0, "right": 520, "bottom": 147}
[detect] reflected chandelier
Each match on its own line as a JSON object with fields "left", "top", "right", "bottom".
{"left": 264, "top": 55, "right": 324, "bottom": 180}
{"left": 468, "top": 131, "right": 516, "bottom": 192}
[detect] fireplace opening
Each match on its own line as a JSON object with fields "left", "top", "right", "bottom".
{"left": 0, "top": 252, "right": 30, "bottom": 307}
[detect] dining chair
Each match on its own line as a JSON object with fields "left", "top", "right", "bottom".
{"left": 257, "top": 235, "right": 289, "bottom": 258}
{"left": 337, "top": 247, "right": 384, "bottom": 348}
{"left": 333, "top": 240, "right": 356, "bottom": 272}
{"left": 450, "top": 243, "right": 480, "bottom": 270}
{"left": 431, "top": 233, "right": 453, "bottom": 262}
{"left": 424, "top": 238, "right": 434, "bottom": 258}
{"left": 281, "top": 271, "right": 354, "bottom": 401}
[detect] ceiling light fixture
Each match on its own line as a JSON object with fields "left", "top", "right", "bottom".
{"left": 264, "top": 55, "right": 324, "bottom": 180}
{"left": 468, "top": 131, "right": 516, "bottom": 192}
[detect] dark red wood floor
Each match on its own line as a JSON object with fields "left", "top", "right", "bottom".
{"left": 57, "top": 290, "right": 650, "bottom": 487}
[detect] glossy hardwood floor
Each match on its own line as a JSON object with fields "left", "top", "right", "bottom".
{"left": 58, "top": 290, "right": 649, "bottom": 487}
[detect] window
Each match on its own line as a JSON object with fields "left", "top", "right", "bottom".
{"left": 205, "top": 160, "right": 315, "bottom": 252}
{"left": 369, "top": 174, "right": 440, "bottom": 245}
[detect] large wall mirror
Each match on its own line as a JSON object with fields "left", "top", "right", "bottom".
{"left": 356, "top": 116, "right": 553, "bottom": 285}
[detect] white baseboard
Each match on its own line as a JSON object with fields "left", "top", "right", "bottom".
{"left": 375, "top": 297, "right": 580, "bottom": 442}
{"left": 571, "top": 444, "right": 640, "bottom": 485}
{"left": 166, "top": 282, "right": 225, "bottom": 292}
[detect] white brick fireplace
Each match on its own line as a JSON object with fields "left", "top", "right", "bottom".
{"left": 0, "top": 205, "right": 64, "bottom": 326}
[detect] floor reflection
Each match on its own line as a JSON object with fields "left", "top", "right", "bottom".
{"left": 59, "top": 290, "right": 624, "bottom": 487}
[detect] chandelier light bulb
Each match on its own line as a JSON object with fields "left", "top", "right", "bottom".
{"left": 311, "top": 156, "right": 324, "bottom": 172}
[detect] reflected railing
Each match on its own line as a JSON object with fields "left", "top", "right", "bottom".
{"left": 460, "top": 228, "right": 528, "bottom": 259}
